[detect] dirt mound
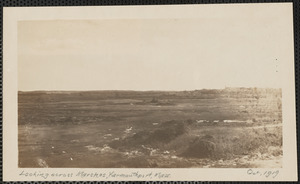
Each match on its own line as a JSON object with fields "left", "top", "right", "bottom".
{"left": 110, "top": 120, "right": 190, "bottom": 149}
{"left": 109, "top": 120, "right": 220, "bottom": 160}
{"left": 179, "top": 136, "right": 216, "bottom": 158}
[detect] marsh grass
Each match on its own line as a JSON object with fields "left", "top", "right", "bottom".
{"left": 110, "top": 119, "right": 282, "bottom": 163}
{"left": 163, "top": 122, "right": 282, "bottom": 160}
{"left": 18, "top": 89, "right": 282, "bottom": 168}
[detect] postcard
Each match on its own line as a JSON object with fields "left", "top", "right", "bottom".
{"left": 3, "top": 3, "right": 297, "bottom": 181}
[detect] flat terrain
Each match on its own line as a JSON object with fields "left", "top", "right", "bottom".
{"left": 18, "top": 88, "right": 282, "bottom": 168}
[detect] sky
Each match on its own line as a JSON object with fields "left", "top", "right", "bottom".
{"left": 18, "top": 13, "right": 288, "bottom": 91}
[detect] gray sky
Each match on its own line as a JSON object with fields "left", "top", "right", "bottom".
{"left": 18, "top": 16, "right": 286, "bottom": 91}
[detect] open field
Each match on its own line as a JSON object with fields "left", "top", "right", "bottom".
{"left": 18, "top": 88, "right": 282, "bottom": 168}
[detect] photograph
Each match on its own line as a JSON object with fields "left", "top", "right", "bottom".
{"left": 3, "top": 3, "right": 297, "bottom": 181}
{"left": 18, "top": 19, "right": 283, "bottom": 168}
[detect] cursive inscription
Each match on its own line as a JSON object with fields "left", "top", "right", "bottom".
{"left": 19, "top": 170, "right": 171, "bottom": 180}
{"left": 247, "top": 169, "right": 279, "bottom": 178}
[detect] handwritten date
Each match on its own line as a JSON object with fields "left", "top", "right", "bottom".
{"left": 247, "top": 169, "right": 279, "bottom": 178}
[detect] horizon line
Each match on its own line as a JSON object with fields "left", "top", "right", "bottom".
{"left": 18, "top": 87, "right": 282, "bottom": 93}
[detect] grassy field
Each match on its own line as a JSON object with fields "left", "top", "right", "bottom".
{"left": 18, "top": 88, "right": 282, "bottom": 168}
